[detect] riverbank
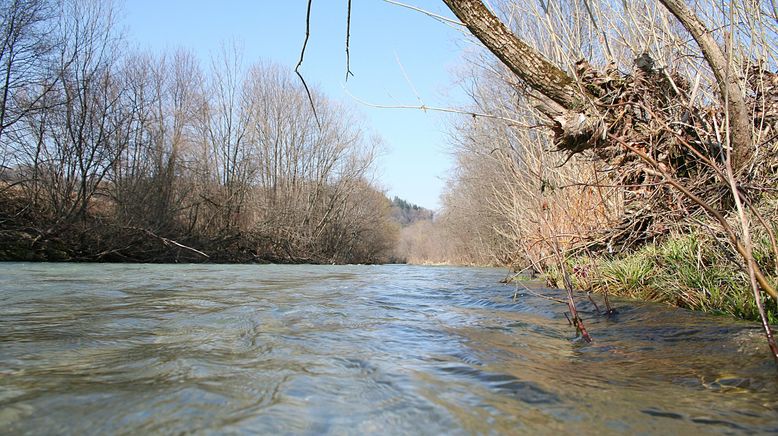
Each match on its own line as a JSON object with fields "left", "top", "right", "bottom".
{"left": 0, "top": 193, "right": 398, "bottom": 265}
{"left": 544, "top": 226, "right": 778, "bottom": 324}
{"left": 0, "top": 224, "right": 402, "bottom": 265}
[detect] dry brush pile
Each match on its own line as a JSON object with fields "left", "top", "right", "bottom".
{"left": 565, "top": 58, "right": 778, "bottom": 255}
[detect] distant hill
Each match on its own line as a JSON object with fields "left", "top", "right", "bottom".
{"left": 390, "top": 197, "right": 434, "bottom": 227}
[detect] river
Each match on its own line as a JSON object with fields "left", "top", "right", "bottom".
{"left": 0, "top": 263, "right": 776, "bottom": 434}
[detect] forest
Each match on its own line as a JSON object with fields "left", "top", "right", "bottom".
{"left": 0, "top": 0, "right": 401, "bottom": 264}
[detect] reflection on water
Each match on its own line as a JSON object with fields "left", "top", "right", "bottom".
{"left": 0, "top": 263, "right": 776, "bottom": 434}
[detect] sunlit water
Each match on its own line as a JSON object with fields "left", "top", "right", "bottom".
{"left": 0, "top": 263, "right": 776, "bottom": 434}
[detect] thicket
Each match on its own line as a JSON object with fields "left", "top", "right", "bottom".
{"left": 0, "top": 0, "right": 398, "bottom": 264}
{"left": 410, "top": 1, "right": 778, "bottom": 330}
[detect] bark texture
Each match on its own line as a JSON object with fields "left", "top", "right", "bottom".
{"left": 443, "top": 0, "right": 607, "bottom": 151}
{"left": 442, "top": 0, "right": 588, "bottom": 112}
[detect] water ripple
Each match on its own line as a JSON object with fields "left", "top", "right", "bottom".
{"left": 0, "top": 263, "right": 776, "bottom": 434}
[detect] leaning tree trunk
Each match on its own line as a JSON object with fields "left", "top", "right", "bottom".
{"left": 442, "top": 0, "right": 581, "bottom": 110}
{"left": 442, "top": 0, "right": 604, "bottom": 151}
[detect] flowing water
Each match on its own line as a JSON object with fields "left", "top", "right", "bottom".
{"left": 0, "top": 263, "right": 776, "bottom": 434}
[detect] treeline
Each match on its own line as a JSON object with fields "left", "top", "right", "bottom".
{"left": 0, "top": 0, "right": 398, "bottom": 263}
{"left": 390, "top": 196, "right": 433, "bottom": 226}
{"left": 393, "top": 195, "right": 506, "bottom": 266}
{"left": 390, "top": 197, "right": 443, "bottom": 264}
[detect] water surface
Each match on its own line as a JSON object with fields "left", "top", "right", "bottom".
{"left": 1, "top": 263, "right": 776, "bottom": 434}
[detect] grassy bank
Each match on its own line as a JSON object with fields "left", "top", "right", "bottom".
{"left": 545, "top": 229, "right": 778, "bottom": 324}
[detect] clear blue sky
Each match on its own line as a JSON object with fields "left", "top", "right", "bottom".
{"left": 121, "top": 0, "right": 469, "bottom": 210}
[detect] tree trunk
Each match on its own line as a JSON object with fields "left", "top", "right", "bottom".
{"left": 442, "top": 0, "right": 604, "bottom": 147}
{"left": 442, "top": 0, "right": 586, "bottom": 113}
{"left": 656, "top": 0, "right": 752, "bottom": 171}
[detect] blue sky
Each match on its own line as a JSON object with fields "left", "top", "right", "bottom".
{"left": 121, "top": 1, "right": 470, "bottom": 210}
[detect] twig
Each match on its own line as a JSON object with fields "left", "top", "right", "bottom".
{"left": 720, "top": 22, "right": 778, "bottom": 363}
{"left": 548, "top": 230, "right": 592, "bottom": 342}
{"left": 726, "top": 147, "right": 778, "bottom": 363}
{"left": 345, "top": 0, "right": 354, "bottom": 81}
{"left": 603, "top": 289, "right": 615, "bottom": 315}
{"left": 395, "top": 51, "right": 424, "bottom": 107}
{"left": 382, "top": 0, "right": 465, "bottom": 28}
{"left": 128, "top": 226, "right": 209, "bottom": 258}
{"left": 295, "top": 0, "right": 321, "bottom": 129}
{"left": 342, "top": 87, "right": 537, "bottom": 128}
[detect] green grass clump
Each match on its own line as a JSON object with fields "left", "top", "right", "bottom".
{"left": 546, "top": 232, "right": 778, "bottom": 323}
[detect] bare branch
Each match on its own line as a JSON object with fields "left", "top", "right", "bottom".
{"left": 295, "top": 0, "right": 321, "bottom": 129}
{"left": 343, "top": 86, "right": 537, "bottom": 128}
{"left": 383, "top": 0, "right": 465, "bottom": 28}
{"left": 345, "top": 0, "right": 354, "bottom": 81}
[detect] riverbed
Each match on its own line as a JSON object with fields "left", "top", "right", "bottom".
{"left": 0, "top": 263, "right": 776, "bottom": 434}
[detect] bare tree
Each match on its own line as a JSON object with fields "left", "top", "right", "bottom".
{"left": 112, "top": 49, "right": 203, "bottom": 233}
{"left": 40, "top": 0, "right": 124, "bottom": 221}
{"left": 0, "top": 0, "right": 54, "bottom": 147}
